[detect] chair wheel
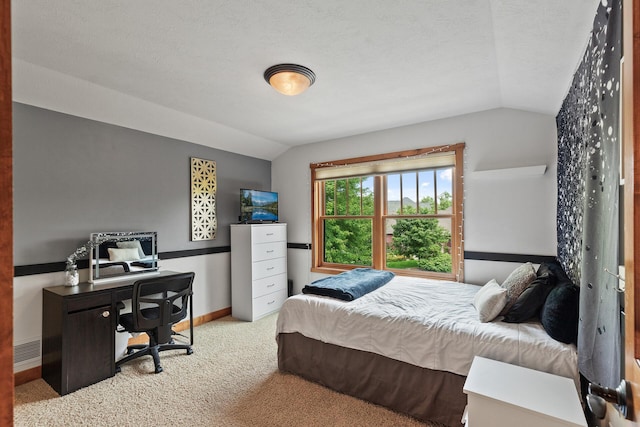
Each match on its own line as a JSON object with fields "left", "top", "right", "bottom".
{"left": 127, "top": 348, "right": 135, "bottom": 355}
{"left": 115, "top": 366, "right": 121, "bottom": 373}
{"left": 187, "top": 348, "right": 193, "bottom": 355}
{"left": 155, "top": 366, "right": 163, "bottom": 374}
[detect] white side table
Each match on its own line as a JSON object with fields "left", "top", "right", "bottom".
{"left": 463, "top": 356, "right": 587, "bottom": 427}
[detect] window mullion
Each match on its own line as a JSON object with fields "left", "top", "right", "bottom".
{"left": 345, "top": 178, "right": 349, "bottom": 215}
{"left": 333, "top": 180, "right": 337, "bottom": 215}
{"left": 433, "top": 170, "right": 438, "bottom": 214}
{"left": 360, "top": 177, "right": 363, "bottom": 215}
{"left": 373, "top": 175, "right": 384, "bottom": 269}
{"left": 415, "top": 172, "right": 419, "bottom": 213}
{"left": 399, "top": 175, "right": 404, "bottom": 214}
{"left": 313, "top": 180, "right": 324, "bottom": 269}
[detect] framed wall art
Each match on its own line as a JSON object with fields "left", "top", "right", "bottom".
{"left": 190, "top": 157, "right": 217, "bottom": 241}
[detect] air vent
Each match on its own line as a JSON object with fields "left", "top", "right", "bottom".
{"left": 14, "top": 339, "right": 40, "bottom": 366}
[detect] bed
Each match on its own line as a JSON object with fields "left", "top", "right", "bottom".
{"left": 276, "top": 274, "right": 578, "bottom": 426}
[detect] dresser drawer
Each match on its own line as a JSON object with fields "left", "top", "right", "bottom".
{"left": 252, "top": 241, "right": 286, "bottom": 262}
{"left": 253, "top": 288, "right": 287, "bottom": 319}
{"left": 252, "top": 225, "right": 286, "bottom": 244}
{"left": 252, "top": 257, "right": 286, "bottom": 280}
{"left": 252, "top": 273, "right": 286, "bottom": 298}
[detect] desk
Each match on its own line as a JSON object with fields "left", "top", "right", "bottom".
{"left": 42, "top": 270, "right": 183, "bottom": 395}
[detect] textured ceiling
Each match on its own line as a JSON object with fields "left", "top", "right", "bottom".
{"left": 11, "top": 0, "right": 600, "bottom": 160}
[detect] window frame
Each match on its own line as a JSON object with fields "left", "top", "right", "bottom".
{"left": 311, "top": 143, "right": 465, "bottom": 281}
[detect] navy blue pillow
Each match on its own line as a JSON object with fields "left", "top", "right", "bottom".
{"left": 503, "top": 261, "right": 566, "bottom": 323}
{"left": 540, "top": 284, "right": 580, "bottom": 344}
{"left": 543, "top": 260, "right": 573, "bottom": 287}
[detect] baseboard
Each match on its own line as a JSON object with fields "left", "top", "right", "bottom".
{"left": 14, "top": 306, "right": 232, "bottom": 387}
{"left": 14, "top": 366, "right": 41, "bottom": 387}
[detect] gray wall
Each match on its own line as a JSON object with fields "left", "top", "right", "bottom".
{"left": 13, "top": 103, "right": 271, "bottom": 265}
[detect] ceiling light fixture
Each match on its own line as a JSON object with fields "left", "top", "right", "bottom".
{"left": 264, "top": 64, "right": 316, "bottom": 96}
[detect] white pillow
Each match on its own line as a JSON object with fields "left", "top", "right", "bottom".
{"left": 117, "top": 240, "right": 145, "bottom": 258}
{"left": 473, "top": 279, "right": 508, "bottom": 323}
{"left": 108, "top": 247, "right": 141, "bottom": 262}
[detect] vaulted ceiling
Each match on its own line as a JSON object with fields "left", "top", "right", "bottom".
{"left": 12, "top": 1, "right": 600, "bottom": 160}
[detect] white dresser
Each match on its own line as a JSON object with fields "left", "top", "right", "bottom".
{"left": 230, "top": 223, "right": 288, "bottom": 321}
{"left": 463, "top": 356, "right": 587, "bottom": 427}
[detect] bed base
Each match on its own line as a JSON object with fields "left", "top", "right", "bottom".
{"left": 277, "top": 332, "right": 466, "bottom": 427}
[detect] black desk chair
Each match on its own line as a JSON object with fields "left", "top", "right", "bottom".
{"left": 116, "top": 272, "right": 195, "bottom": 374}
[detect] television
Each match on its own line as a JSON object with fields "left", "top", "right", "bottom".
{"left": 240, "top": 189, "right": 278, "bottom": 223}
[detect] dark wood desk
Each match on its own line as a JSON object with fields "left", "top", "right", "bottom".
{"left": 42, "top": 270, "right": 182, "bottom": 395}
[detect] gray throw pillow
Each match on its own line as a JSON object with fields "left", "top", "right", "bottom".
{"left": 499, "top": 262, "right": 537, "bottom": 315}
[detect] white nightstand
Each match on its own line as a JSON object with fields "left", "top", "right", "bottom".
{"left": 463, "top": 356, "right": 587, "bottom": 427}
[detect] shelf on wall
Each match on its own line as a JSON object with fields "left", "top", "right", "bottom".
{"left": 472, "top": 165, "right": 547, "bottom": 179}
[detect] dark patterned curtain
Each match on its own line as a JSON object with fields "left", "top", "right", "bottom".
{"left": 556, "top": 0, "right": 621, "bottom": 388}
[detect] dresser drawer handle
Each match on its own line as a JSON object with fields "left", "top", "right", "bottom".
{"left": 266, "top": 233, "right": 274, "bottom": 236}
{"left": 266, "top": 250, "right": 274, "bottom": 253}
{"left": 267, "top": 300, "right": 275, "bottom": 305}
{"left": 267, "top": 283, "right": 275, "bottom": 288}
{"left": 267, "top": 267, "right": 274, "bottom": 270}
{"left": 102, "top": 311, "right": 110, "bottom": 318}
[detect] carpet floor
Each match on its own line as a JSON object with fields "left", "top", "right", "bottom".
{"left": 15, "top": 313, "right": 445, "bottom": 426}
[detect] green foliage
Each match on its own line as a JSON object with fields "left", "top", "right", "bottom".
{"left": 415, "top": 192, "right": 452, "bottom": 214}
{"left": 324, "top": 180, "right": 335, "bottom": 215}
{"left": 401, "top": 204, "right": 417, "bottom": 214}
{"left": 324, "top": 178, "right": 374, "bottom": 216}
{"left": 323, "top": 177, "right": 375, "bottom": 265}
{"left": 324, "top": 219, "right": 372, "bottom": 265}
{"left": 386, "top": 259, "right": 419, "bottom": 269}
{"left": 418, "top": 197, "right": 435, "bottom": 214}
{"left": 390, "top": 217, "right": 452, "bottom": 273}
{"left": 385, "top": 254, "right": 405, "bottom": 262}
{"left": 323, "top": 175, "right": 452, "bottom": 273}
{"left": 417, "top": 253, "right": 452, "bottom": 273}
{"left": 391, "top": 218, "right": 450, "bottom": 259}
{"left": 438, "top": 191, "right": 452, "bottom": 211}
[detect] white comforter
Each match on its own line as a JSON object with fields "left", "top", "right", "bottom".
{"left": 276, "top": 275, "right": 578, "bottom": 385}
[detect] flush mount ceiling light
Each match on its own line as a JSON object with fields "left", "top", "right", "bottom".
{"left": 264, "top": 64, "right": 316, "bottom": 96}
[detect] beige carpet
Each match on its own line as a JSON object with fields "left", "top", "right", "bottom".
{"left": 15, "top": 313, "right": 444, "bottom": 426}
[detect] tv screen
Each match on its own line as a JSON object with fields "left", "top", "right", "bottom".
{"left": 240, "top": 189, "right": 279, "bottom": 223}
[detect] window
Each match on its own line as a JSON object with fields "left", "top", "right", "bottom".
{"left": 311, "top": 144, "right": 465, "bottom": 281}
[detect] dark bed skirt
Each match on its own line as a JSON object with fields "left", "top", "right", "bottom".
{"left": 277, "top": 332, "right": 467, "bottom": 427}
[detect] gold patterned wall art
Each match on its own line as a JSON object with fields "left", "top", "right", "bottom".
{"left": 190, "top": 157, "right": 217, "bottom": 241}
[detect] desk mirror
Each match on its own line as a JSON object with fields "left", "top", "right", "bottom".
{"left": 89, "top": 231, "right": 159, "bottom": 283}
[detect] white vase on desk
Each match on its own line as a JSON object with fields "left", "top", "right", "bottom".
{"left": 64, "top": 264, "right": 79, "bottom": 287}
